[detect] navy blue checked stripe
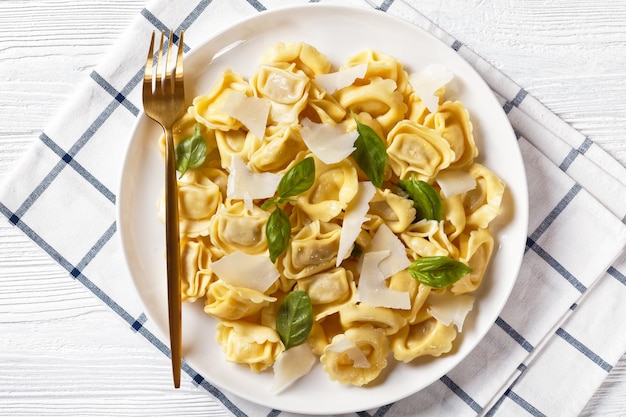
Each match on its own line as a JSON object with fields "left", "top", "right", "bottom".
{"left": 185, "top": 363, "right": 249, "bottom": 417}
{"left": 377, "top": 0, "right": 396, "bottom": 11}
{"left": 451, "top": 40, "right": 463, "bottom": 51}
{"left": 495, "top": 317, "right": 534, "bottom": 352}
{"left": 503, "top": 88, "right": 528, "bottom": 114}
{"left": 523, "top": 183, "right": 586, "bottom": 292}
{"left": 527, "top": 184, "right": 582, "bottom": 247}
{"left": 560, "top": 137, "right": 593, "bottom": 172}
{"left": 440, "top": 375, "right": 483, "bottom": 413}
{"left": 555, "top": 327, "right": 613, "bottom": 372}
{"left": 356, "top": 404, "right": 393, "bottom": 417}
{"left": 13, "top": 62, "right": 143, "bottom": 219}
{"left": 0, "top": 202, "right": 249, "bottom": 416}
{"left": 484, "top": 363, "right": 528, "bottom": 417}
{"left": 75, "top": 221, "right": 117, "bottom": 272}
{"left": 131, "top": 313, "right": 148, "bottom": 331}
{"left": 608, "top": 266, "right": 626, "bottom": 286}
{"left": 90, "top": 71, "right": 140, "bottom": 117}
{"left": 265, "top": 409, "right": 281, "bottom": 417}
{"left": 506, "top": 389, "right": 546, "bottom": 417}
{"left": 140, "top": 0, "right": 212, "bottom": 52}
{"left": 40, "top": 132, "right": 116, "bottom": 204}
{"left": 526, "top": 240, "right": 587, "bottom": 293}
{"left": 246, "top": 0, "right": 266, "bottom": 11}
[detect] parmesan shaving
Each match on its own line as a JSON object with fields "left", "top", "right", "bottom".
{"left": 326, "top": 338, "right": 370, "bottom": 368}
{"left": 210, "top": 251, "right": 280, "bottom": 293}
{"left": 367, "top": 224, "right": 411, "bottom": 277}
{"left": 436, "top": 169, "right": 477, "bottom": 198}
{"left": 271, "top": 343, "right": 316, "bottom": 393}
{"left": 300, "top": 118, "right": 358, "bottom": 164}
{"left": 409, "top": 64, "right": 454, "bottom": 113}
{"left": 336, "top": 182, "right": 376, "bottom": 267}
{"left": 314, "top": 63, "right": 368, "bottom": 93}
{"left": 357, "top": 250, "right": 411, "bottom": 310}
{"left": 427, "top": 292, "right": 475, "bottom": 332}
{"left": 221, "top": 91, "right": 271, "bottom": 139}
{"left": 227, "top": 156, "right": 283, "bottom": 200}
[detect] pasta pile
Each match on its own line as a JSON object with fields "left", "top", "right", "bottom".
{"left": 158, "top": 42, "right": 505, "bottom": 388}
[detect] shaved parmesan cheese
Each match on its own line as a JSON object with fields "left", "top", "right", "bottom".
{"left": 221, "top": 91, "right": 270, "bottom": 139}
{"left": 243, "top": 192, "right": 254, "bottom": 213}
{"left": 227, "top": 156, "right": 283, "bottom": 200}
{"left": 271, "top": 343, "right": 316, "bottom": 393}
{"left": 315, "top": 63, "right": 368, "bottom": 93}
{"left": 367, "top": 224, "right": 411, "bottom": 278}
{"left": 409, "top": 64, "right": 454, "bottom": 113}
{"left": 210, "top": 251, "right": 279, "bottom": 293}
{"left": 336, "top": 182, "right": 376, "bottom": 267}
{"left": 300, "top": 118, "right": 358, "bottom": 164}
{"left": 326, "top": 337, "right": 370, "bottom": 368}
{"left": 357, "top": 250, "right": 411, "bottom": 310}
{"left": 436, "top": 170, "right": 477, "bottom": 198}
{"left": 427, "top": 292, "right": 475, "bottom": 332}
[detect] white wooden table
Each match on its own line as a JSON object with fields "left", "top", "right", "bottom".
{"left": 1, "top": 1, "right": 624, "bottom": 415}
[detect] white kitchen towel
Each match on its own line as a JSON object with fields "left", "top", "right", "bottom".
{"left": 1, "top": 0, "right": 625, "bottom": 416}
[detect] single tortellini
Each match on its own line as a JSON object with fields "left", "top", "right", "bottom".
{"left": 388, "top": 270, "right": 432, "bottom": 325}
{"left": 260, "top": 42, "right": 331, "bottom": 78}
{"left": 390, "top": 316, "right": 457, "bottom": 362}
{"left": 339, "top": 303, "right": 407, "bottom": 336}
{"left": 204, "top": 280, "right": 276, "bottom": 320}
{"left": 320, "top": 325, "right": 389, "bottom": 386}
{"left": 191, "top": 69, "right": 252, "bottom": 131}
{"left": 424, "top": 101, "right": 477, "bottom": 169}
{"left": 158, "top": 174, "right": 222, "bottom": 238}
{"left": 214, "top": 128, "right": 261, "bottom": 170}
{"left": 343, "top": 49, "right": 413, "bottom": 105}
{"left": 307, "top": 313, "right": 345, "bottom": 355}
{"left": 335, "top": 77, "right": 408, "bottom": 135}
{"left": 209, "top": 200, "right": 269, "bottom": 254}
{"left": 248, "top": 125, "right": 308, "bottom": 173}
{"left": 462, "top": 163, "right": 505, "bottom": 229}
{"left": 296, "top": 267, "right": 357, "bottom": 320}
{"left": 302, "top": 83, "right": 347, "bottom": 125}
{"left": 407, "top": 92, "right": 431, "bottom": 125}
{"left": 441, "top": 194, "right": 467, "bottom": 241}
{"left": 216, "top": 320, "right": 284, "bottom": 373}
{"left": 368, "top": 188, "right": 416, "bottom": 233}
{"left": 386, "top": 120, "right": 454, "bottom": 181}
{"left": 451, "top": 228, "right": 494, "bottom": 294}
{"left": 179, "top": 238, "right": 215, "bottom": 302}
{"left": 400, "top": 220, "right": 452, "bottom": 258}
{"left": 252, "top": 62, "right": 311, "bottom": 126}
{"left": 282, "top": 220, "right": 342, "bottom": 280}
{"left": 296, "top": 157, "right": 359, "bottom": 222}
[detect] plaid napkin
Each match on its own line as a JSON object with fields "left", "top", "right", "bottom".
{"left": 2, "top": 0, "right": 625, "bottom": 416}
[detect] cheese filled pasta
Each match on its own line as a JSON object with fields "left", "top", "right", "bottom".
{"left": 157, "top": 42, "right": 506, "bottom": 389}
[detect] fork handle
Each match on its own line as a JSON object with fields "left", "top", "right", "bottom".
{"left": 164, "top": 127, "right": 182, "bottom": 388}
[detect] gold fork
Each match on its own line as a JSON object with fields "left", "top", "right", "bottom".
{"left": 142, "top": 29, "right": 185, "bottom": 388}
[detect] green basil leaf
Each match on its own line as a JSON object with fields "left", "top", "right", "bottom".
{"left": 351, "top": 115, "right": 388, "bottom": 188}
{"left": 276, "top": 290, "right": 313, "bottom": 349}
{"left": 266, "top": 207, "right": 291, "bottom": 263}
{"left": 398, "top": 176, "right": 443, "bottom": 221}
{"left": 174, "top": 124, "right": 207, "bottom": 176}
{"left": 407, "top": 256, "right": 472, "bottom": 288}
{"left": 276, "top": 157, "right": 315, "bottom": 199}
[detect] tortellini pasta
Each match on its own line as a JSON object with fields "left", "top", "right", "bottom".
{"left": 160, "top": 42, "right": 506, "bottom": 388}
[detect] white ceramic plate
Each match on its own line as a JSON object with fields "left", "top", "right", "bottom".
{"left": 117, "top": 4, "right": 528, "bottom": 415}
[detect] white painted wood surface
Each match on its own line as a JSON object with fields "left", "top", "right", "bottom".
{"left": 0, "top": 1, "right": 624, "bottom": 416}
